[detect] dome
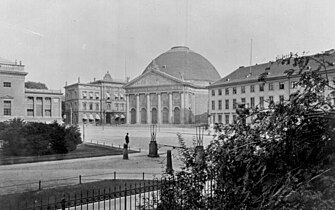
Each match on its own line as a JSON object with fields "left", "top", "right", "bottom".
{"left": 103, "top": 71, "right": 112, "bottom": 81}
{"left": 142, "top": 46, "right": 220, "bottom": 82}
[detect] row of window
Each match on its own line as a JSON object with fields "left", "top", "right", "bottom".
{"left": 81, "top": 102, "right": 125, "bottom": 111}
{"left": 211, "top": 81, "right": 300, "bottom": 96}
{"left": 213, "top": 114, "right": 238, "bottom": 125}
{"left": 3, "top": 82, "right": 11, "bottom": 87}
{"left": 211, "top": 95, "right": 285, "bottom": 110}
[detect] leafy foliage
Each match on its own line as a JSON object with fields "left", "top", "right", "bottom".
{"left": 0, "top": 119, "right": 82, "bottom": 156}
{"left": 25, "top": 81, "right": 48, "bottom": 89}
{"left": 159, "top": 53, "right": 335, "bottom": 209}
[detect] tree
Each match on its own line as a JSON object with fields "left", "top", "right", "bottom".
{"left": 25, "top": 81, "right": 48, "bottom": 89}
{"left": 159, "top": 52, "right": 335, "bottom": 209}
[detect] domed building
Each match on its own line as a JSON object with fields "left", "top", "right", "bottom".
{"left": 124, "top": 46, "right": 220, "bottom": 124}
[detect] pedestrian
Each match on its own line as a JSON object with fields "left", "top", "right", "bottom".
{"left": 125, "top": 133, "right": 129, "bottom": 145}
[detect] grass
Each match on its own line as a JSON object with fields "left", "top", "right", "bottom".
{"left": 0, "top": 143, "right": 140, "bottom": 165}
{"left": 0, "top": 179, "right": 161, "bottom": 209}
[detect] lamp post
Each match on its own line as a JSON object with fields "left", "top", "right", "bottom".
{"left": 148, "top": 124, "right": 159, "bottom": 157}
{"left": 195, "top": 125, "right": 205, "bottom": 164}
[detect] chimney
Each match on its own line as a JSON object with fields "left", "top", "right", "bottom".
{"left": 78, "top": 77, "right": 80, "bottom": 83}
{"left": 19, "top": 61, "right": 22, "bottom": 66}
{"left": 94, "top": 77, "right": 96, "bottom": 82}
{"left": 65, "top": 81, "right": 68, "bottom": 86}
{"left": 15, "top": 59, "right": 17, "bottom": 65}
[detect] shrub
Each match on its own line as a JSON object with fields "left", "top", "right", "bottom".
{"left": 0, "top": 120, "right": 82, "bottom": 156}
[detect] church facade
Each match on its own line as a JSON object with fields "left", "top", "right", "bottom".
{"left": 124, "top": 46, "right": 220, "bottom": 124}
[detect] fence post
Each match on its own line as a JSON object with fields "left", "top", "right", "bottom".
{"left": 114, "top": 171, "right": 116, "bottom": 180}
{"left": 143, "top": 172, "right": 145, "bottom": 180}
{"left": 79, "top": 175, "right": 82, "bottom": 184}
{"left": 124, "top": 183, "right": 127, "bottom": 210}
{"left": 38, "top": 180, "right": 41, "bottom": 190}
{"left": 166, "top": 150, "right": 173, "bottom": 174}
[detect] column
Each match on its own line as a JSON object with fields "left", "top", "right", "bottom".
{"left": 33, "top": 97, "right": 36, "bottom": 117}
{"left": 192, "top": 93, "right": 196, "bottom": 123}
{"left": 136, "top": 94, "right": 140, "bottom": 124}
{"left": 158, "top": 93, "right": 162, "bottom": 124}
{"left": 168, "top": 92, "right": 173, "bottom": 124}
{"left": 147, "top": 94, "right": 151, "bottom": 124}
{"left": 181, "top": 92, "right": 185, "bottom": 124}
{"left": 126, "top": 94, "right": 130, "bottom": 124}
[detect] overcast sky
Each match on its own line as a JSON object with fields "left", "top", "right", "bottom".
{"left": 1, "top": 0, "right": 335, "bottom": 90}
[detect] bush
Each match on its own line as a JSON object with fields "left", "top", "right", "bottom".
{"left": 0, "top": 120, "right": 82, "bottom": 156}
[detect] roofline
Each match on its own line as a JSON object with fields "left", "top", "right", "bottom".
{"left": 208, "top": 68, "right": 335, "bottom": 88}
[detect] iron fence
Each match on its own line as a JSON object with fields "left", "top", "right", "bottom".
{"left": 3, "top": 173, "right": 218, "bottom": 210}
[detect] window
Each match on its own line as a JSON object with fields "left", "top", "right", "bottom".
{"left": 259, "top": 97, "right": 264, "bottom": 108}
{"left": 95, "top": 92, "right": 100, "bottom": 99}
{"left": 218, "top": 100, "right": 222, "bottom": 110}
{"left": 279, "top": 82, "right": 285, "bottom": 90}
{"left": 269, "top": 83, "right": 274, "bottom": 91}
{"left": 36, "top": 97, "right": 43, "bottom": 116}
{"left": 250, "top": 97, "right": 255, "bottom": 108}
{"left": 218, "top": 89, "right": 222, "bottom": 96}
{"left": 211, "top": 90, "right": 215, "bottom": 96}
{"left": 211, "top": 100, "right": 215, "bottom": 110}
{"left": 241, "top": 86, "right": 245, "bottom": 94}
{"left": 82, "top": 91, "right": 87, "bottom": 99}
{"left": 241, "top": 98, "right": 246, "bottom": 104}
{"left": 82, "top": 102, "right": 87, "bottom": 110}
{"left": 213, "top": 115, "right": 216, "bottom": 123}
{"left": 233, "top": 87, "right": 237, "bottom": 94}
{"left": 250, "top": 85, "right": 255, "bottom": 93}
{"left": 89, "top": 92, "right": 94, "bottom": 99}
{"left": 3, "top": 82, "right": 11, "bottom": 87}
{"left": 26, "top": 97, "right": 34, "bottom": 116}
{"left": 259, "top": 83, "right": 264, "bottom": 92}
{"left": 3, "top": 101, "right": 11, "bottom": 115}
{"left": 107, "top": 103, "right": 111, "bottom": 110}
{"left": 45, "top": 98, "right": 51, "bottom": 116}
{"left": 279, "top": 95, "right": 285, "bottom": 103}
{"left": 233, "top": 99, "right": 237, "bottom": 109}
{"left": 225, "top": 99, "right": 229, "bottom": 109}
{"left": 225, "top": 114, "right": 230, "bottom": 124}
{"left": 291, "top": 81, "right": 298, "bottom": 89}
{"left": 269, "top": 96, "right": 274, "bottom": 103}
{"left": 218, "top": 114, "right": 222, "bottom": 123}
{"left": 115, "top": 103, "right": 119, "bottom": 110}
{"left": 96, "top": 103, "right": 99, "bottom": 111}
{"left": 89, "top": 103, "right": 93, "bottom": 110}
{"left": 225, "top": 88, "right": 229, "bottom": 95}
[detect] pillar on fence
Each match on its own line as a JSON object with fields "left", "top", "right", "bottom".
{"left": 195, "top": 145, "right": 205, "bottom": 165}
{"left": 38, "top": 180, "right": 41, "bottom": 190}
{"left": 166, "top": 150, "right": 173, "bottom": 174}
{"left": 123, "top": 143, "right": 129, "bottom": 160}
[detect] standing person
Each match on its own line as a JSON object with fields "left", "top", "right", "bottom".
{"left": 125, "top": 133, "right": 129, "bottom": 145}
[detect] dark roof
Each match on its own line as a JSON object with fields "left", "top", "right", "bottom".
{"left": 210, "top": 49, "right": 335, "bottom": 87}
{"left": 142, "top": 46, "right": 220, "bottom": 82}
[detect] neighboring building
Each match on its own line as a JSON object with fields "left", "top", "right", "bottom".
{"left": 124, "top": 46, "right": 221, "bottom": 124}
{"left": 208, "top": 49, "right": 335, "bottom": 125}
{"left": 0, "top": 57, "right": 63, "bottom": 123}
{"left": 64, "top": 72, "right": 127, "bottom": 125}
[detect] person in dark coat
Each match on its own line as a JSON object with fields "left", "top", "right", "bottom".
{"left": 125, "top": 133, "right": 129, "bottom": 145}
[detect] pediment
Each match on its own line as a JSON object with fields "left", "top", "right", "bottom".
{"left": 0, "top": 95, "right": 14, "bottom": 99}
{"left": 128, "top": 71, "right": 182, "bottom": 87}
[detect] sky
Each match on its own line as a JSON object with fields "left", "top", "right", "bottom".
{"left": 1, "top": 0, "right": 335, "bottom": 90}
